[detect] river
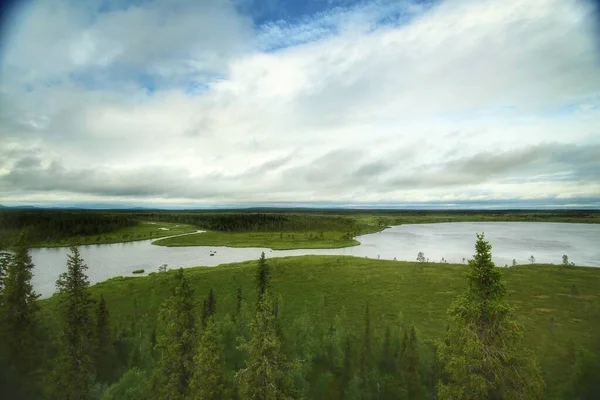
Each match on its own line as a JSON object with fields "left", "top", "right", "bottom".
{"left": 30, "top": 222, "right": 600, "bottom": 298}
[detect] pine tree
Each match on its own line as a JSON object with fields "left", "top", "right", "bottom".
{"left": 190, "top": 317, "right": 227, "bottom": 400}
{"left": 201, "top": 288, "right": 217, "bottom": 328}
{"left": 237, "top": 294, "right": 295, "bottom": 400}
{"left": 379, "top": 325, "right": 401, "bottom": 400}
{"left": 0, "top": 250, "right": 12, "bottom": 308}
{"left": 437, "top": 234, "right": 544, "bottom": 400}
{"left": 256, "top": 252, "right": 270, "bottom": 303}
{"left": 236, "top": 287, "right": 243, "bottom": 316}
{"left": 149, "top": 268, "right": 197, "bottom": 400}
{"left": 340, "top": 337, "right": 355, "bottom": 400}
{"left": 0, "top": 234, "right": 39, "bottom": 391}
{"left": 402, "top": 325, "right": 422, "bottom": 400}
{"left": 94, "top": 293, "right": 116, "bottom": 382}
{"left": 53, "top": 246, "right": 95, "bottom": 399}
{"left": 359, "top": 301, "right": 373, "bottom": 400}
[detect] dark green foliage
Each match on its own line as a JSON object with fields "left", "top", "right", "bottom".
{"left": 132, "top": 269, "right": 144, "bottom": 274}
{"left": 256, "top": 251, "right": 270, "bottom": 301}
{"left": 402, "top": 325, "right": 422, "bottom": 400}
{"left": 0, "top": 250, "right": 11, "bottom": 303}
{"left": 149, "top": 268, "right": 196, "bottom": 400}
{"left": 133, "top": 211, "right": 366, "bottom": 233}
{"left": 0, "top": 210, "right": 136, "bottom": 246}
{"left": 53, "top": 246, "right": 95, "bottom": 399}
{"left": 236, "top": 287, "right": 243, "bottom": 316}
{"left": 133, "top": 209, "right": 600, "bottom": 233}
{"left": 190, "top": 317, "right": 228, "bottom": 400}
{"left": 359, "top": 302, "right": 373, "bottom": 399}
{"left": 0, "top": 234, "right": 39, "bottom": 396}
{"left": 102, "top": 368, "right": 148, "bottom": 400}
{"left": 437, "top": 234, "right": 544, "bottom": 400}
{"left": 571, "top": 284, "right": 579, "bottom": 296}
{"left": 201, "top": 288, "right": 217, "bottom": 328}
{"left": 340, "top": 337, "right": 355, "bottom": 399}
{"left": 566, "top": 344, "right": 600, "bottom": 399}
{"left": 379, "top": 325, "right": 402, "bottom": 399}
{"left": 237, "top": 294, "right": 296, "bottom": 400}
{"left": 95, "top": 293, "right": 116, "bottom": 382}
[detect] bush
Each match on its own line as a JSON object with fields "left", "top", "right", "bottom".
{"left": 132, "top": 269, "right": 145, "bottom": 274}
{"left": 102, "top": 368, "right": 147, "bottom": 400}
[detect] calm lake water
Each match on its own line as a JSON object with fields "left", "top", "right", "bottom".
{"left": 30, "top": 222, "right": 600, "bottom": 298}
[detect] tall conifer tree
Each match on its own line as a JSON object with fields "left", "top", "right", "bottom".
{"left": 94, "top": 293, "right": 116, "bottom": 382}
{"left": 255, "top": 252, "right": 270, "bottom": 303}
{"left": 237, "top": 294, "right": 295, "bottom": 399}
{"left": 437, "top": 234, "right": 544, "bottom": 399}
{"left": 190, "top": 317, "right": 227, "bottom": 400}
{"left": 150, "top": 268, "right": 196, "bottom": 400}
{"left": 0, "top": 234, "right": 39, "bottom": 395}
{"left": 402, "top": 325, "right": 422, "bottom": 400}
{"left": 53, "top": 246, "right": 95, "bottom": 400}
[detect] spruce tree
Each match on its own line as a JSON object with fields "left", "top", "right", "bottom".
{"left": 53, "top": 246, "right": 95, "bottom": 400}
{"left": 0, "top": 250, "right": 10, "bottom": 301}
{"left": 237, "top": 294, "right": 295, "bottom": 400}
{"left": 0, "top": 234, "right": 39, "bottom": 391}
{"left": 402, "top": 325, "right": 422, "bottom": 400}
{"left": 437, "top": 234, "right": 544, "bottom": 399}
{"left": 255, "top": 252, "right": 270, "bottom": 303}
{"left": 150, "top": 268, "right": 196, "bottom": 400}
{"left": 359, "top": 301, "right": 373, "bottom": 399}
{"left": 94, "top": 293, "right": 116, "bottom": 382}
{"left": 340, "top": 337, "right": 355, "bottom": 400}
{"left": 201, "top": 288, "right": 217, "bottom": 328}
{"left": 190, "top": 317, "right": 227, "bottom": 400}
{"left": 379, "top": 324, "right": 403, "bottom": 399}
{"left": 236, "top": 287, "right": 243, "bottom": 316}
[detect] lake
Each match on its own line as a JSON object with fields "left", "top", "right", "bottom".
{"left": 30, "top": 222, "right": 600, "bottom": 298}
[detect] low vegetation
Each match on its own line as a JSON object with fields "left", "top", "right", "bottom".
{"left": 152, "top": 228, "right": 381, "bottom": 249}
{"left": 1, "top": 230, "right": 599, "bottom": 399}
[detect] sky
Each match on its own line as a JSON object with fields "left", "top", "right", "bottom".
{"left": 0, "top": 0, "right": 599, "bottom": 209}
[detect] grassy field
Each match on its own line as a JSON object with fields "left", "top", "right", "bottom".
{"left": 32, "top": 221, "right": 197, "bottom": 247}
{"left": 39, "top": 255, "right": 600, "bottom": 398}
{"left": 347, "top": 210, "right": 600, "bottom": 226}
{"left": 152, "top": 227, "right": 382, "bottom": 249}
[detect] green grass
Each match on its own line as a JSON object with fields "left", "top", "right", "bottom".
{"left": 152, "top": 227, "right": 383, "bottom": 249}
{"left": 32, "top": 221, "right": 197, "bottom": 248}
{"left": 348, "top": 211, "right": 600, "bottom": 226}
{"left": 39, "top": 255, "right": 600, "bottom": 397}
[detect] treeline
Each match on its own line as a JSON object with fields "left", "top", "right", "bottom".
{"left": 1, "top": 235, "right": 599, "bottom": 399}
{"left": 132, "top": 211, "right": 367, "bottom": 233}
{"left": 0, "top": 211, "right": 137, "bottom": 247}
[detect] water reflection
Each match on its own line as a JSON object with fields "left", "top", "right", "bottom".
{"left": 30, "top": 222, "right": 600, "bottom": 298}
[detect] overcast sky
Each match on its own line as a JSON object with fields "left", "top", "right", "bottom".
{"left": 0, "top": 0, "right": 599, "bottom": 208}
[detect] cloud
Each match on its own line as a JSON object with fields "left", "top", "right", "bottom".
{"left": 0, "top": 0, "right": 599, "bottom": 206}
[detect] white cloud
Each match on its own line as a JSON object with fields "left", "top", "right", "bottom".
{"left": 0, "top": 0, "right": 599, "bottom": 205}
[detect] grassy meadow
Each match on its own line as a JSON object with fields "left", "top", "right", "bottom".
{"left": 38, "top": 255, "right": 600, "bottom": 398}
{"left": 152, "top": 227, "right": 382, "bottom": 249}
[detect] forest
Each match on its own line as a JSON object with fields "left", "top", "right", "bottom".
{"left": 1, "top": 232, "right": 599, "bottom": 399}
{"left": 0, "top": 210, "right": 137, "bottom": 248}
{"left": 2, "top": 209, "right": 599, "bottom": 249}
